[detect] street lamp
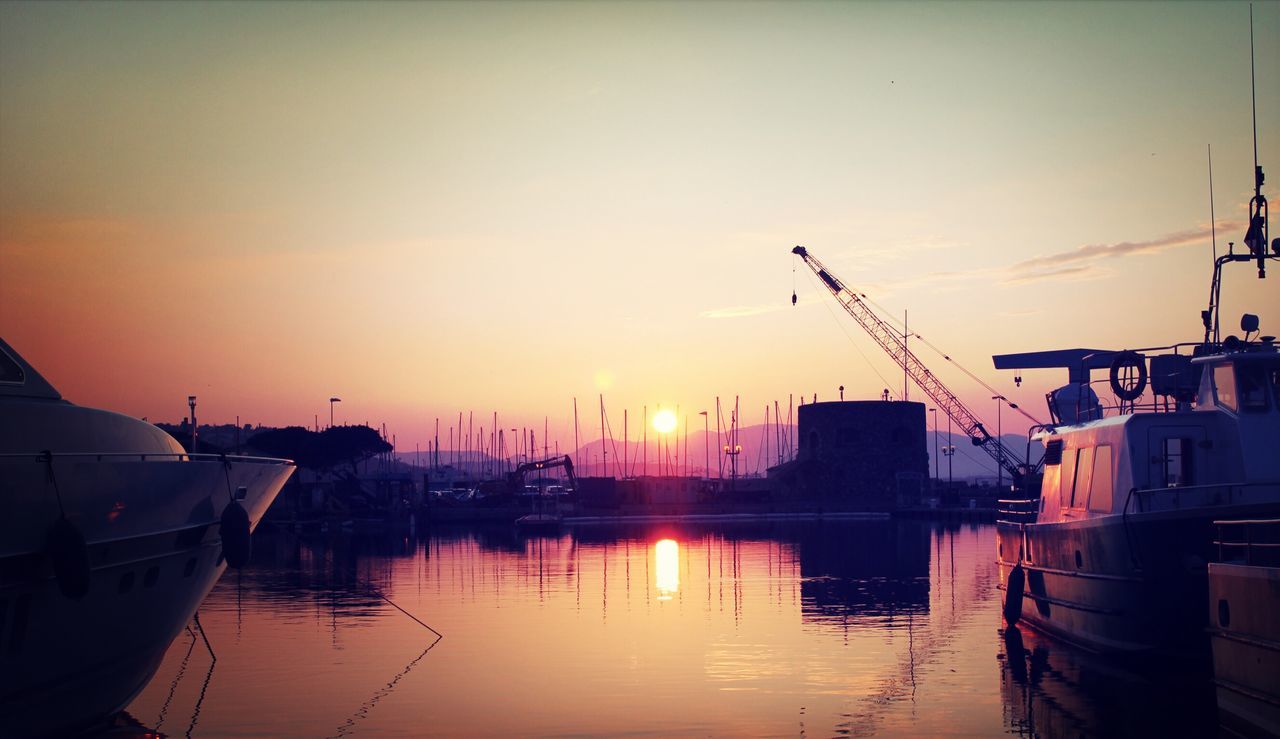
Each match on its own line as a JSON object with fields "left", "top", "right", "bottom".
{"left": 723, "top": 443, "right": 742, "bottom": 491}
{"left": 329, "top": 397, "right": 342, "bottom": 428}
{"left": 699, "top": 411, "right": 709, "bottom": 480}
{"left": 187, "top": 396, "right": 197, "bottom": 454}
{"left": 929, "top": 408, "right": 939, "bottom": 485}
{"left": 947, "top": 411, "right": 954, "bottom": 492}
{"left": 991, "top": 395, "right": 1019, "bottom": 491}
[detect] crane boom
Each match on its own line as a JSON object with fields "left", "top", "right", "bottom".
{"left": 792, "top": 245, "right": 1025, "bottom": 481}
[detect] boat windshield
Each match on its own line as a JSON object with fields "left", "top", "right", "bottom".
{"left": 1237, "top": 362, "right": 1279, "bottom": 412}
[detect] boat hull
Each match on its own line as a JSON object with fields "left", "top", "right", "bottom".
{"left": 1208, "top": 561, "right": 1280, "bottom": 736}
{"left": 0, "top": 456, "right": 293, "bottom": 737}
{"left": 996, "top": 500, "right": 1280, "bottom": 657}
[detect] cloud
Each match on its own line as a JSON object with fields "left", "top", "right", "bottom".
{"left": 871, "top": 220, "right": 1239, "bottom": 293}
{"left": 1008, "top": 221, "right": 1240, "bottom": 273}
{"left": 700, "top": 303, "right": 788, "bottom": 319}
{"left": 1003, "top": 264, "right": 1106, "bottom": 285}
{"left": 702, "top": 220, "right": 1239, "bottom": 319}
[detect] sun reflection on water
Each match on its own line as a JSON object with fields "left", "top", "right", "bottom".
{"left": 655, "top": 539, "right": 679, "bottom": 600}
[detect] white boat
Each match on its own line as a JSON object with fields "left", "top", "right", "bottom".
{"left": 994, "top": 129, "right": 1279, "bottom": 657}
{"left": 1207, "top": 518, "right": 1280, "bottom": 735}
{"left": 0, "top": 338, "right": 295, "bottom": 736}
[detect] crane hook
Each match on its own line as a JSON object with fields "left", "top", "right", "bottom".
{"left": 791, "top": 291, "right": 797, "bottom": 306}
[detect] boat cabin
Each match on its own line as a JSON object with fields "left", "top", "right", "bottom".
{"left": 996, "top": 337, "right": 1280, "bottom": 523}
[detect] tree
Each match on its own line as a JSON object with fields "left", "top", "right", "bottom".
{"left": 248, "top": 424, "right": 391, "bottom": 473}
{"left": 314, "top": 424, "right": 392, "bottom": 473}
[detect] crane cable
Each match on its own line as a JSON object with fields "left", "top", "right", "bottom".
{"left": 855, "top": 290, "right": 1045, "bottom": 427}
{"left": 801, "top": 268, "right": 901, "bottom": 394}
{"left": 791, "top": 259, "right": 798, "bottom": 306}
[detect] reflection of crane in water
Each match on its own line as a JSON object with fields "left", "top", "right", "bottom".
{"left": 832, "top": 529, "right": 997, "bottom": 738}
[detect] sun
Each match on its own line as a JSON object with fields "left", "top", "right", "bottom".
{"left": 652, "top": 408, "right": 677, "bottom": 434}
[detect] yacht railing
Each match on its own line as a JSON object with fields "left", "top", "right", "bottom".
{"left": 1213, "top": 518, "right": 1280, "bottom": 567}
{"left": 1122, "top": 481, "right": 1280, "bottom": 514}
{"left": 995, "top": 497, "right": 1039, "bottom": 524}
{"left": 0, "top": 451, "right": 294, "bottom": 465}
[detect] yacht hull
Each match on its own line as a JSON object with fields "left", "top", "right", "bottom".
{"left": 1208, "top": 561, "right": 1280, "bottom": 736}
{"left": 996, "top": 500, "right": 1280, "bottom": 657}
{"left": 0, "top": 456, "right": 293, "bottom": 737}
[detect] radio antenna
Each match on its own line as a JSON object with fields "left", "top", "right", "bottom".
{"left": 1250, "top": 4, "right": 1258, "bottom": 176}
{"left": 1209, "top": 144, "right": 1218, "bottom": 262}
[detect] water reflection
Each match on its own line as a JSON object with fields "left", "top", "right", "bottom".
{"left": 655, "top": 539, "right": 679, "bottom": 600}
{"left": 998, "top": 625, "right": 1220, "bottom": 738}
{"left": 113, "top": 521, "right": 1222, "bottom": 736}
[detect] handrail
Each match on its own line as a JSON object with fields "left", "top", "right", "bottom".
{"left": 1213, "top": 518, "right": 1280, "bottom": 566}
{"left": 0, "top": 451, "right": 294, "bottom": 465}
{"left": 1122, "top": 480, "right": 1280, "bottom": 515}
{"left": 1213, "top": 517, "right": 1280, "bottom": 527}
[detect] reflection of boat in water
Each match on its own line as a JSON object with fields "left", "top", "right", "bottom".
{"left": 994, "top": 112, "right": 1280, "bottom": 655}
{"left": 999, "top": 626, "right": 1218, "bottom": 738}
{"left": 1208, "top": 518, "right": 1280, "bottom": 736}
{"left": 514, "top": 512, "right": 563, "bottom": 533}
{"left": 0, "top": 338, "right": 295, "bottom": 736}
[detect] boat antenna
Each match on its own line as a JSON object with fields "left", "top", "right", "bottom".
{"left": 1208, "top": 144, "right": 1217, "bottom": 263}
{"left": 1250, "top": 4, "right": 1258, "bottom": 179}
{"left": 1242, "top": 2, "right": 1271, "bottom": 279}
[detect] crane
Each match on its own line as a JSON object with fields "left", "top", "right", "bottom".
{"left": 791, "top": 245, "right": 1028, "bottom": 483}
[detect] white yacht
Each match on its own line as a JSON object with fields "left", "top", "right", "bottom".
{"left": 993, "top": 157, "right": 1279, "bottom": 657}
{"left": 0, "top": 338, "right": 295, "bottom": 736}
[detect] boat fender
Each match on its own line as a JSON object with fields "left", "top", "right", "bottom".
{"left": 220, "top": 500, "right": 252, "bottom": 569}
{"left": 46, "top": 516, "right": 90, "bottom": 600}
{"left": 1108, "top": 351, "right": 1148, "bottom": 402}
{"left": 1003, "top": 564, "right": 1025, "bottom": 626}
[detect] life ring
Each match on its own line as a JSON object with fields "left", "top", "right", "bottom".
{"left": 1109, "top": 351, "right": 1148, "bottom": 402}
{"left": 1003, "top": 564, "right": 1025, "bottom": 626}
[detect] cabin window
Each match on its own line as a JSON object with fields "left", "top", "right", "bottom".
{"left": 0, "top": 348, "right": 23, "bottom": 384}
{"left": 1163, "top": 438, "right": 1191, "bottom": 487}
{"left": 1237, "top": 365, "right": 1271, "bottom": 412}
{"left": 1059, "top": 449, "right": 1076, "bottom": 506}
{"left": 1213, "top": 364, "right": 1238, "bottom": 412}
{"left": 1088, "top": 445, "right": 1114, "bottom": 512}
{"left": 1071, "top": 447, "right": 1094, "bottom": 509}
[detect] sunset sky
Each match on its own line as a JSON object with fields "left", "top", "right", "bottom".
{"left": 2, "top": 1, "right": 1277, "bottom": 453}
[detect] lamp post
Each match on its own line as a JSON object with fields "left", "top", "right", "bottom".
{"left": 187, "top": 396, "right": 197, "bottom": 454}
{"left": 991, "top": 395, "right": 1018, "bottom": 491}
{"left": 723, "top": 443, "right": 742, "bottom": 492}
{"left": 329, "top": 397, "right": 341, "bottom": 429}
{"left": 929, "top": 407, "right": 939, "bottom": 485}
{"left": 699, "top": 411, "right": 709, "bottom": 479}
{"left": 947, "top": 412, "right": 954, "bottom": 492}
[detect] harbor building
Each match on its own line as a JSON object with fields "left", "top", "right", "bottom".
{"left": 769, "top": 400, "right": 929, "bottom": 511}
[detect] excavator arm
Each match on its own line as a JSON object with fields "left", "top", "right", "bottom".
{"left": 509, "top": 455, "right": 578, "bottom": 494}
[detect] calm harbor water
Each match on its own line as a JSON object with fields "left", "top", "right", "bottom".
{"left": 122, "top": 521, "right": 1221, "bottom": 737}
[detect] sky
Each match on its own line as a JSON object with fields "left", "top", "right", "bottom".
{"left": 2, "top": 1, "right": 1277, "bottom": 454}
